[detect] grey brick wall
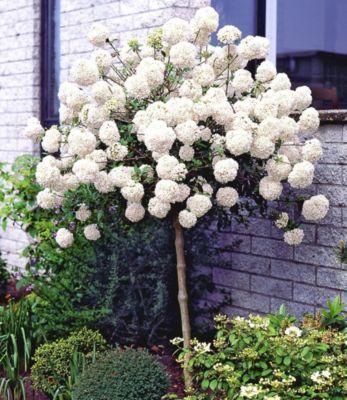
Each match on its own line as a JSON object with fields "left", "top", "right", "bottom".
{"left": 0, "top": 0, "right": 41, "bottom": 269}
{"left": 207, "top": 123, "right": 347, "bottom": 318}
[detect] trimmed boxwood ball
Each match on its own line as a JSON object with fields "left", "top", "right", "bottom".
{"left": 31, "top": 327, "right": 107, "bottom": 394}
{"left": 73, "top": 348, "right": 170, "bottom": 400}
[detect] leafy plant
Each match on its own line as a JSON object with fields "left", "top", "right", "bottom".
{"left": 73, "top": 348, "right": 170, "bottom": 400}
{"left": 0, "top": 296, "right": 44, "bottom": 400}
{"left": 0, "top": 252, "right": 9, "bottom": 303}
{"left": 30, "top": 327, "right": 106, "bottom": 395}
{"left": 175, "top": 309, "right": 347, "bottom": 399}
{"left": 320, "top": 295, "right": 346, "bottom": 330}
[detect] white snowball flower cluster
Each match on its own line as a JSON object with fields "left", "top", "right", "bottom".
{"left": 25, "top": 6, "right": 328, "bottom": 248}
{"left": 84, "top": 224, "right": 101, "bottom": 240}
{"left": 55, "top": 228, "right": 74, "bottom": 248}
{"left": 76, "top": 204, "right": 91, "bottom": 222}
{"left": 284, "top": 228, "right": 305, "bottom": 246}
{"left": 302, "top": 195, "right": 329, "bottom": 221}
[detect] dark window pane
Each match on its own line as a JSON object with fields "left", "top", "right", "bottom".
{"left": 277, "top": 0, "right": 347, "bottom": 109}
{"left": 41, "top": 0, "right": 60, "bottom": 126}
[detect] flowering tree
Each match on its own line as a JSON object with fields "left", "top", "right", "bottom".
{"left": 24, "top": 6, "right": 329, "bottom": 388}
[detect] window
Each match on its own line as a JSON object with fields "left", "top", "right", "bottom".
{"left": 277, "top": 0, "right": 347, "bottom": 109}
{"left": 212, "top": 0, "right": 346, "bottom": 109}
{"left": 40, "top": 0, "right": 60, "bottom": 127}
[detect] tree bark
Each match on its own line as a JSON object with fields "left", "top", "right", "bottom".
{"left": 173, "top": 213, "right": 192, "bottom": 390}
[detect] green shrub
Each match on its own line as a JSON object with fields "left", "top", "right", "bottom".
{"left": 73, "top": 348, "right": 170, "bottom": 400}
{"left": 0, "top": 252, "right": 9, "bottom": 302}
{"left": 176, "top": 308, "right": 347, "bottom": 399}
{"left": 31, "top": 327, "right": 107, "bottom": 394}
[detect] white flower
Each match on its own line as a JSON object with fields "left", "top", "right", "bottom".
{"left": 284, "top": 229, "right": 304, "bottom": 246}
{"left": 259, "top": 177, "right": 282, "bottom": 200}
{"left": 59, "top": 83, "right": 88, "bottom": 111}
{"left": 94, "top": 171, "right": 114, "bottom": 193}
{"left": 144, "top": 120, "right": 176, "bottom": 154}
{"left": 56, "top": 228, "right": 74, "bottom": 248}
{"left": 35, "top": 162, "right": 61, "bottom": 190}
{"left": 99, "top": 121, "right": 120, "bottom": 146}
{"left": 166, "top": 97, "right": 194, "bottom": 125}
{"left": 87, "top": 22, "right": 109, "bottom": 47}
{"left": 148, "top": 197, "right": 171, "bottom": 218}
{"left": 187, "top": 194, "right": 212, "bottom": 217}
{"left": 155, "top": 180, "right": 179, "bottom": 203}
{"left": 279, "top": 117, "right": 299, "bottom": 141}
{"left": 70, "top": 59, "right": 99, "bottom": 86}
{"left": 288, "top": 161, "right": 314, "bottom": 189}
{"left": 192, "top": 64, "right": 215, "bottom": 87}
{"left": 270, "top": 73, "right": 291, "bottom": 91}
{"left": 238, "top": 35, "right": 269, "bottom": 60}
{"left": 302, "top": 138, "right": 322, "bottom": 162}
{"left": 232, "top": 69, "right": 253, "bottom": 94}
{"left": 240, "top": 384, "right": 262, "bottom": 398}
{"left": 37, "top": 189, "right": 63, "bottom": 209}
{"left": 284, "top": 325, "right": 302, "bottom": 337}
{"left": 216, "top": 187, "right": 239, "bottom": 208}
{"left": 136, "top": 57, "right": 165, "bottom": 88}
{"left": 275, "top": 212, "right": 289, "bottom": 229}
{"left": 108, "top": 166, "right": 134, "bottom": 188}
{"left": 191, "top": 6, "right": 219, "bottom": 33}
{"left": 250, "top": 136, "right": 275, "bottom": 159}
{"left": 176, "top": 184, "right": 191, "bottom": 202}
{"left": 162, "top": 17, "right": 192, "bottom": 45}
{"left": 156, "top": 155, "right": 178, "bottom": 179}
{"left": 72, "top": 159, "right": 99, "bottom": 184}
{"left": 169, "top": 41, "right": 196, "bottom": 69}
{"left": 298, "top": 107, "right": 320, "bottom": 134}
{"left": 226, "top": 130, "right": 253, "bottom": 156}
{"left": 91, "top": 49, "right": 112, "bottom": 74}
{"left": 254, "top": 97, "right": 278, "bottom": 121}
{"left": 295, "top": 86, "right": 312, "bottom": 111}
{"left": 311, "top": 369, "right": 331, "bottom": 384}
{"left": 121, "top": 183, "right": 144, "bottom": 203}
{"left": 257, "top": 117, "right": 281, "bottom": 141}
{"left": 86, "top": 149, "right": 107, "bottom": 170}
{"left": 125, "top": 202, "right": 145, "bottom": 222}
{"left": 302, "top": 195, "right": 329, "bottom": 221}
{"left": 76, "top": 204, "right": 91, "bottom": 222}
{"left": 84, "top": 224, "right": 101, "bottom": 241}
{"left": 91, "top": 81, "right": 113, "bottom": 104}
{"left": 68, "top": 127, "right": 96, "bottom": 157}
{"left": 82, "top": 104, "right": 110, "bottom": 129}
{"left": 179, "top": 145, "right": 194, "bottom": 161}
{"left": 266, "top": 155, "right": 291, "bottom": 181}
{"left": 214, "top": 158, "right": 239, "bottom": 184}
{"left": 175, "top": 120, "right": 200, "bottom": 146}
{"left": 255, "top": 60, "right": 277, "bottom": 83}
{"left": 24, "top": 117, "right": 44, "bottom": 140}
{"left": 42, "top": 127, "right": 61, "bottom": 153}
{"left": 217, "top": 25, "right": 241, "bottom": 44}
{"left": 124, "top": 74, "right": 151, "bottom": 99}
{"left": 178, "top": 210, "right": 197, "bottom": 228}
{"left": 106, "top": 143, "right": 128, "bottom": 161}
{"left": 178, "top": 79, "right": 202, "bottom": 101}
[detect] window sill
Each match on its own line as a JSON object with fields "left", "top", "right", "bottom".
{"left": 317, "top": 109, "right": 347, "bottom": 123}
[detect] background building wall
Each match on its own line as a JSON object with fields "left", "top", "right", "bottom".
{"left": 0, "top": 0, "right": 41, "bottom": 268}
{"left": 207, "top": 123, "right": 347, "bottom": 317}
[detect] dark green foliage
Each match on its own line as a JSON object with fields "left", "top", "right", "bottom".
{"left": 0, "top": 252, "right": 9, "bottom": 302}
{"left": 31, "top": 327, "right": 107, "bottom": 394}
{"left": 73, "top": 348, "right": 170, "bottom": 400}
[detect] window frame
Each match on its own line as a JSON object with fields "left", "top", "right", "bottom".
{"left": 40, "top": 0, "right": 60, "bottom": 127}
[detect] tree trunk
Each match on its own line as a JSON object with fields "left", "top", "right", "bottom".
{"left": 173, "top": 213, "right": 192, "bottom": 390}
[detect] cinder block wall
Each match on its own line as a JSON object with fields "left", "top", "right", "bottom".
{"left": 209, "top": 123, "right": 347, "bottom": 317}
{"left": 0, "top": 0, "right": 41, "bottom": 268}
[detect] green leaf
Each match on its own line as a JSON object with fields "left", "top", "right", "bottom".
{"left": 201, "top": 379, "right": 210, "bottom": 390}
{"left": 284, "top": 356, "right": 291, "bottom": 366}
{"left": 210, "top": 379, "right": 218, "bottom": 391}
